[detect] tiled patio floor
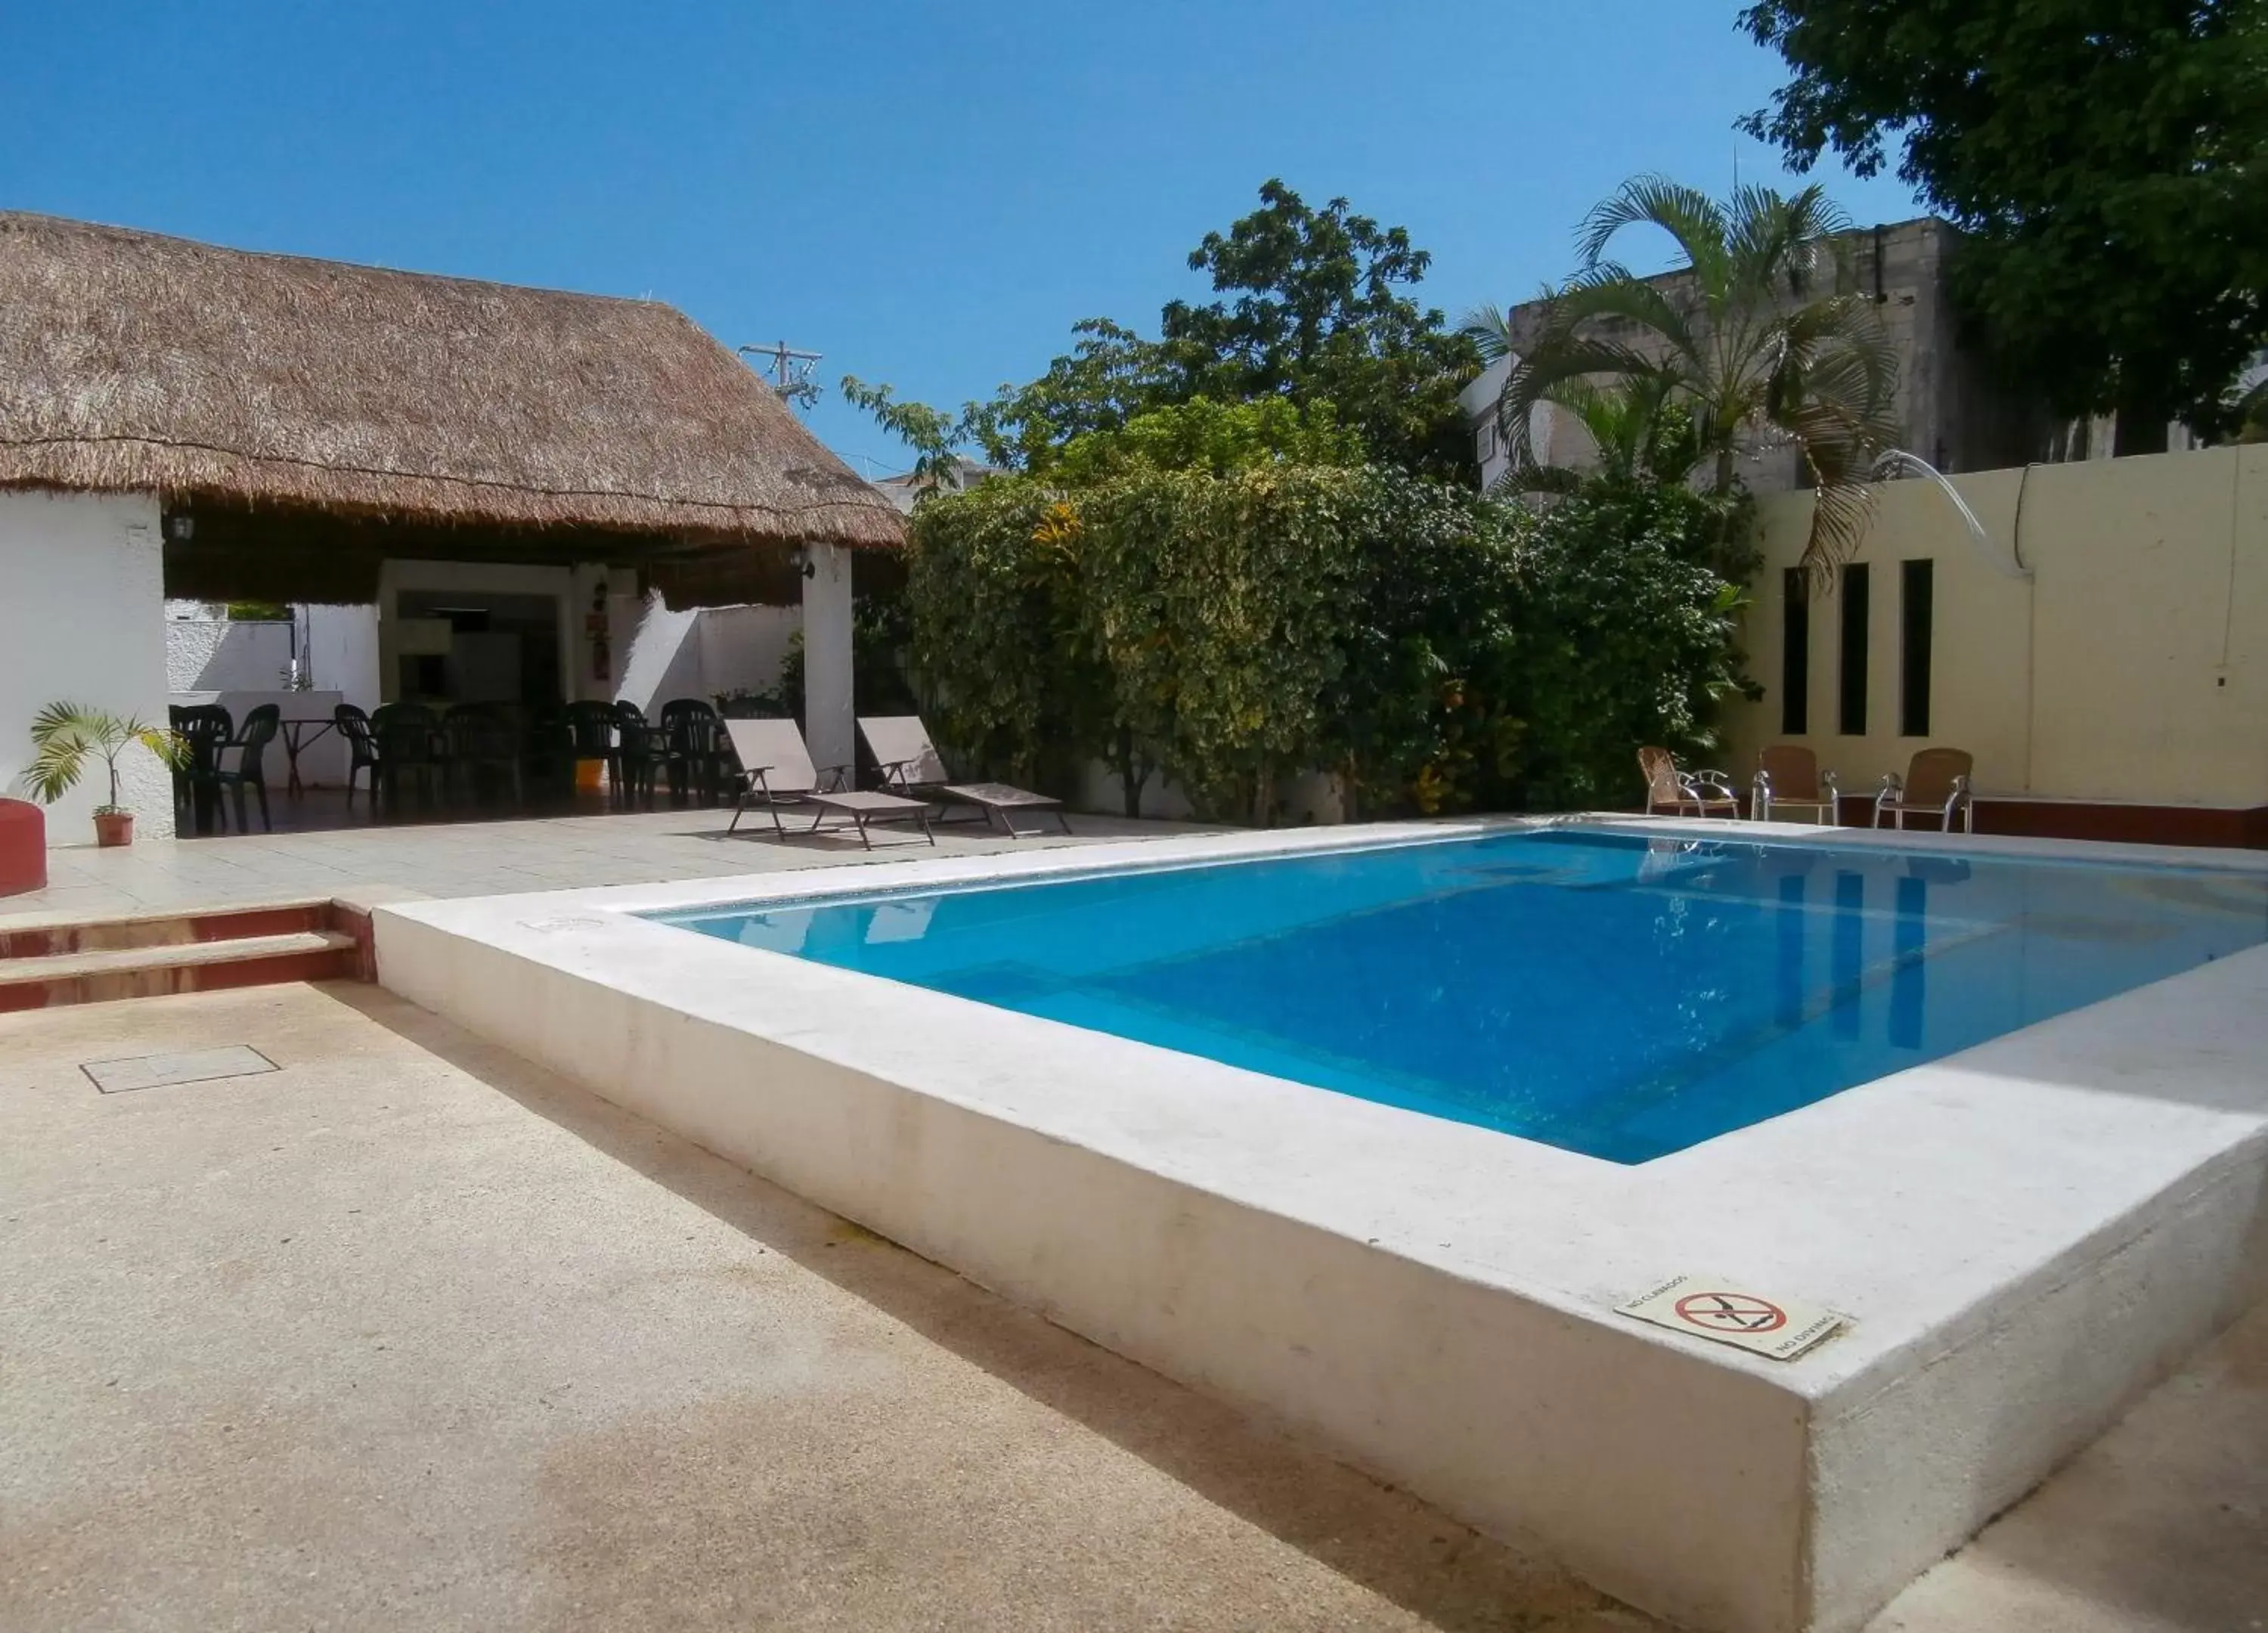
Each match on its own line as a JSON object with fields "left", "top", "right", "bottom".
{"left": 4, "top": 806, "right": 1198, "bottom": 930}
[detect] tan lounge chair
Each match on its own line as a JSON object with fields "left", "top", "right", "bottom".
{"left": 723, "top": 719, "right": 934, "bottom": 848}
{"left": 858, "top": 715, "right": 1070, "bottom": 838}
{"left": 1873, "top": 747, "right": 1975, "bottom": 832}
{"left": 1638, "top": 746, "right": 1739, "bottom": 818}
{"left": 1752, "top": 745, "right": 1840, "bottom": 824}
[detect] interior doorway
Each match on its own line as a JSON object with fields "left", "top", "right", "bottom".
{"left": 392, "top": 590, "right": 563, "bottom": 708}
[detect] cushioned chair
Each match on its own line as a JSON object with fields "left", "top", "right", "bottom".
{"left": 1873, "top": 748, "right": 1975, "bottom": 832}
{"left": 1752, "top": 745, "right": 1840, "bottom": 824}
{"left": 1637, "top": 746, "right": 1738, "bottom": 818}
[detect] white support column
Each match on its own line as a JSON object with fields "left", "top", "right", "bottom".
{"left": 801, "top": 541, "right": 855, "bottom": 776}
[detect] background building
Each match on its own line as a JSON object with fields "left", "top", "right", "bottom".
{"left": 1461, "top": 217, "right": 2061, "bottom": 493}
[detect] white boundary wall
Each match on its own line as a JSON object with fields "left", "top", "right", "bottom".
{"left": 1731, "top": 445, "right": 2268, "bottom": 808}
{"left": 615, "top": 595, "right": 799, "bottom": 714}
{"left": 0, "top": 491, "right": 172, "bottom": 841}
{"left": 373, "top": 817, "right": 2268, "bottom": 1632}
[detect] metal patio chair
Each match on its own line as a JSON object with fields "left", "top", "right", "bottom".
{"left": 1873, "top": 748, "right": 1976, "bottom": 832}
{"left": 1637, "top": 746, "right": 1739, "bottom": 818}
{"left": 1752, "top": 745, "right": 1840, "bottom": 824}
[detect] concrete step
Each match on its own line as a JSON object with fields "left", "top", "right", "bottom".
{"left": 0, "top": 928, "right": 361, "bottom": 1012}
{"left": 0, "top": 900, "right": 333, "bottom": 960}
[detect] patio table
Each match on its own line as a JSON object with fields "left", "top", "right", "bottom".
{"left": 277, "top": 717, "right": 339, "bottom": 797}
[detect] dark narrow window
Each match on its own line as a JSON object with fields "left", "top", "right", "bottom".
{"left": 1900, "top": 559, "right": 1933, "bottom": 736}
{"left": 1779, "top": 568, "right": 1809, "bottom": 735}
{"left": 1838, "top": 563, "right": 1870, "bottom": 736}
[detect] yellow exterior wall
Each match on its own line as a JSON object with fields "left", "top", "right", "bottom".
{"left": 1724, "top": 445, "right": 2268, "bottom": 808}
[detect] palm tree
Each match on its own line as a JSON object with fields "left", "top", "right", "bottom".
{"left": 1499, "top": 374, "right": 1706, "bottom": 495}
{"left": 1464, "top": 176, "right": 1898, "bottom": 579}
{"left": 20, "top": 704, "right": 183, "bottom": 811}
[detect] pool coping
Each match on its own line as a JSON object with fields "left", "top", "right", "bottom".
{"left": 370, "top": 815, "right": 2268, "bottom": 1633}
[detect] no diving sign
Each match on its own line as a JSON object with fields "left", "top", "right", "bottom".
{"left": 1616, "top": 1273, "right": 1848, "bottom": 1361}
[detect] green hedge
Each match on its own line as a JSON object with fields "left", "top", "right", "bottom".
{"left": 904, "top": 466, "right": 1752, "bottom": 822}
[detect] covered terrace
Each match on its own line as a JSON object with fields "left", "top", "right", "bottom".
{"left": 0, "top": 209, "right": 903, "bottom": 843}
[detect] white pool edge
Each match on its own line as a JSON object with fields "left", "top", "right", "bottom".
{"left": 371, "top": 816, "right": 2268, "bottom": 1633}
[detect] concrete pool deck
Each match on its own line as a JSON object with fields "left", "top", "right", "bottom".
{"left": 370, "top": 816, "right": 2268, "bottom": 1631}
{"left": 1, "top": 981, "right": 2260, "bottom": 1632}
{"left": 0, "top": 805, "right": 1194, "bottom": 932}
{"left": 0, "top": 983, "right": 1634, "bottom": 1632}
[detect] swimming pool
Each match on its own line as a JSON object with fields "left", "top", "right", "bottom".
{"left": 656, "top": 828, "right": 2268, "bottom": 1163}
{"left": 378, "top": 818, "right": 2268, "bottom": 1631}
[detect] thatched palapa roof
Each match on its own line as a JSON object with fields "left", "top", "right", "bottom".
{"left": 0, "top": 211, "right": 902, "bottom": 602}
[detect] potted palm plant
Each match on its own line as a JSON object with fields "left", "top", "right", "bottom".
{"left": 19, "top": 703, "right": 185, "bottom": 847}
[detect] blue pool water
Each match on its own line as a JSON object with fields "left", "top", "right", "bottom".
{"left": 654, "top": 830, "right": 2268, "bottom": 1164}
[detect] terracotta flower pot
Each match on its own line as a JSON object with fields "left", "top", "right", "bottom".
{"left": 92, "top": 810, "right": 135, "bottom": 848}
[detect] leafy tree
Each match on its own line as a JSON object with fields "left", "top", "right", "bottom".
{"left": 964, "top": 320, "right": 1172, "bottom": 472}
{"left": 1321, "top": 472, "right": 1528, "bottom": 816}
{"left": 857, "top": 181, "right": 1477, "bottom": 482}
{"left": 906, "top": 459, "right": 1754, "bottom": 823}
{"left": 1740, "top": 0, "right": 2268, "bottom": 448}
{"left": 838, "top": 376, "right": 974, "bottom": 495}
{"left": 1464, "top": 176, "right": 1898, "bottom": 579}
{"left": 1051, "top": 397, "right": 1363, "bottom": 485}
{"left": 1512, "top": 480, "right": 1758, "bottom": 809}
{"left": 1498, "top": 376, "right": 1708, "bottom": 497}
{"left": 1158, "top": 179, "right": 1481, "bottom": 477}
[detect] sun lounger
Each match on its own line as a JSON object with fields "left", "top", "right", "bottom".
{"left": 724, "top": 718, "right": 934, "bottom": 849}
{"left": 857, "top": 715, "right": 1070, "bottom": 837}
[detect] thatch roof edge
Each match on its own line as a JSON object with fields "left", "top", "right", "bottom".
{"left": 0, "top": 435, "right": 906, "bottom": 547}
{"left": 0, "top": 209, "right": 909, "bottom": 550}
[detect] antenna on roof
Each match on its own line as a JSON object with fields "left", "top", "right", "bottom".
{"left": 738, "top": 340, "right": 823, "bottom": 414}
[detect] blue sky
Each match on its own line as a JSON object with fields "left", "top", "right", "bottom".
{"left": 2, "top": 2, "right": 1923, "bottom": 476}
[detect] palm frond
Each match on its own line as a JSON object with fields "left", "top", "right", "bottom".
{"left": 1546, "top": 265, "right": 1703, "bottom": 364}
{"left": 1495, "top": 458, "right": 1584, "bottom": 497}
{"left": 1495, "top": 336, "right": 1687, "bottom": 469}
{"left": 1458, "top": 302, "right": 1515, "bottom": 364}
{"left": 18, "top": 731, "right": 92, "bottom": 802}
{"left": 1796, "top": 474, "right": 1882, "bottom": 590}
{"left": 15, "top": 703, "right": 184, "bottom": 805}
{"left": 1575, "top": 175, "right": 1728, "bottom": 293}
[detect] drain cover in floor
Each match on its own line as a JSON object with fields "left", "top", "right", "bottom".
{"left": 81, "top": 1045, "right": 278, "bottom": 1095}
